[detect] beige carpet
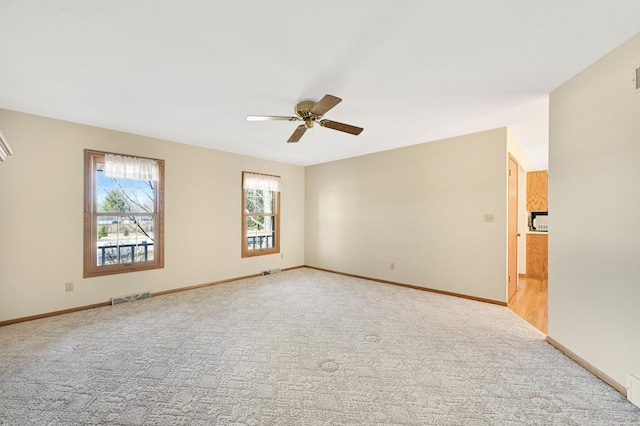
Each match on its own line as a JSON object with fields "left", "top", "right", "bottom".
{"left": 1, "top": 268, "right": 639, "bottom": 425}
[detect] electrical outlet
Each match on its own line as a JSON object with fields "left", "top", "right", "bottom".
{"left": 390, "top": 262, "right": 395, "bottom": 271}
{"left": 65, "top": 282, "right": 74, "bottom": 292}
{"left": 484, "top": 213, "right": 495, "bottom": 223}
{"left": 281, "top": 253, "right": 284, "bottom": 260}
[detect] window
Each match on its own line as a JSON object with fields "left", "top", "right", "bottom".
{"left": 84, "top": 150, "right": 164, "bottom": 277}
{"left": 242, "top": 171, "right": 280, "bottom": 258}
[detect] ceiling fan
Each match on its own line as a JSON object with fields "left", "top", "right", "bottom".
{"left": 246, "top": 94, "right": 364, "bottom": 143}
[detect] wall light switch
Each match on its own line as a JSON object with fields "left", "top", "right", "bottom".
{"left": 65, "top": 282, "right": 74, "bottom": 292}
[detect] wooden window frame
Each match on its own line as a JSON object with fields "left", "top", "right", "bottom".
{"left": 83, "top": 149, "right": 165, "bottom": 278}
{"left": 241, "top": 171, "right": 280, "bottom": 258}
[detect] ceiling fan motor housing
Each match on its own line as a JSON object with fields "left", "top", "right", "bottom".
{"left": 295, "top": 101, "right": 319, "bottom": 129}
{"left": 295, "top": 100, "right": 316, "bottom": 115}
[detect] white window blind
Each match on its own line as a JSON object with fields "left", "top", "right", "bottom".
{"left": 104, "top": 153, "right": 159, "bottom": 181}
{"left": 242, "top": 172, "right": 281, "bottom": 192}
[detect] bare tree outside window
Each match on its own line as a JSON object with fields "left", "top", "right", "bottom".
{"left": 96, "top": 171, "right": 156, "bottom": 266}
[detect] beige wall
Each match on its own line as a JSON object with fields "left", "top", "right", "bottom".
{"left": 0, "top": 109, "right": 305, "bottom": 322}
{"left": 549, "top": 33, "right": 640, "bottom": 388}
{"left": 305, "top": 128, "right": 508, "bottom": 302}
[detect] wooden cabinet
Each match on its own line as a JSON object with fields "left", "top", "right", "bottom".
{"left": 527, "top": 171, "right": 548, "bottom": 211}
{"left": 526, "top": 171, "right": 548, "bottom": 279}
{"left": 526, "top": 234, "right": 548, "bottom": 279}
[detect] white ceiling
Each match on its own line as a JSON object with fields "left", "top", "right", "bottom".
{"left": 1, "top": 1, "right": 640, "bottom": 169}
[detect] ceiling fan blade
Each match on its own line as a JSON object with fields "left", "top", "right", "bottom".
{"left": 287, "top": 125, "right": 307, "bottom": 143}
{"left": 319, "top": 119, "right": 363, "bottom": 136}
{"left": 310, "top": 94, "right": 342, "bottom": 116}
{"left": 246, "top": 115, "right": 299, "bottom": 121}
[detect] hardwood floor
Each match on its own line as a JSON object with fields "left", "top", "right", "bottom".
{"left": 508, "top": 275, "right": 548, "bottom": 334}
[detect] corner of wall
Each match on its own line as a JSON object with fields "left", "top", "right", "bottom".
{"left": 548, "top": 32, "right": 640, "bottom": 388}
{"left": 506, "top": 128, "right": 534, "bottom": 172}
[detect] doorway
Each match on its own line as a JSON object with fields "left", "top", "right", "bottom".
{"left": 507, "top": 161, "right": 548, "bottom": 334}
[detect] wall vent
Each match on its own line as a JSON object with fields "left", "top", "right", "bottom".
{"left": 629, "top": 374, "right": 640, "bottom": 408}
{"left": 262, "top": 268, "right": 281, "bottom": 275}
{"left": 111, "top": 290, "right": 151, "bottom": 305}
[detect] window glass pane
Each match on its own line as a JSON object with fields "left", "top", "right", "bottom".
{"left": 245, "top": 189, "right": 275, "bottom": 214}
{"left": 245, "top": 215, "right": 275, "bottom": 250}
{"left": 96, "top": 216, "right": 119, "bottom": 265}
{"left": 245, "top": 189, "right": 263, "bottom": 214}
{"left": 264, "top": 192, "right": 274, "bottom": 214}
{"left": 96, "top": 162, "right": 156, "bottom": 213}
{"left": 96, "top": 216, "right": 155, "bottom": 266}
{"left": 133, "top": 217, "right": 155, "bottom": 262}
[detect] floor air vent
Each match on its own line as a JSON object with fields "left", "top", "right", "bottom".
{"left": 111, "top": 291, "right": 151, "bottom": 306}
{"left": 262, "top": 268, "right": 281, "bottom": 275}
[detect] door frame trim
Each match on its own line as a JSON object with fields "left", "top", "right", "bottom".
{"left": 507, "top": 153, "right": 520, "bottom": 301}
